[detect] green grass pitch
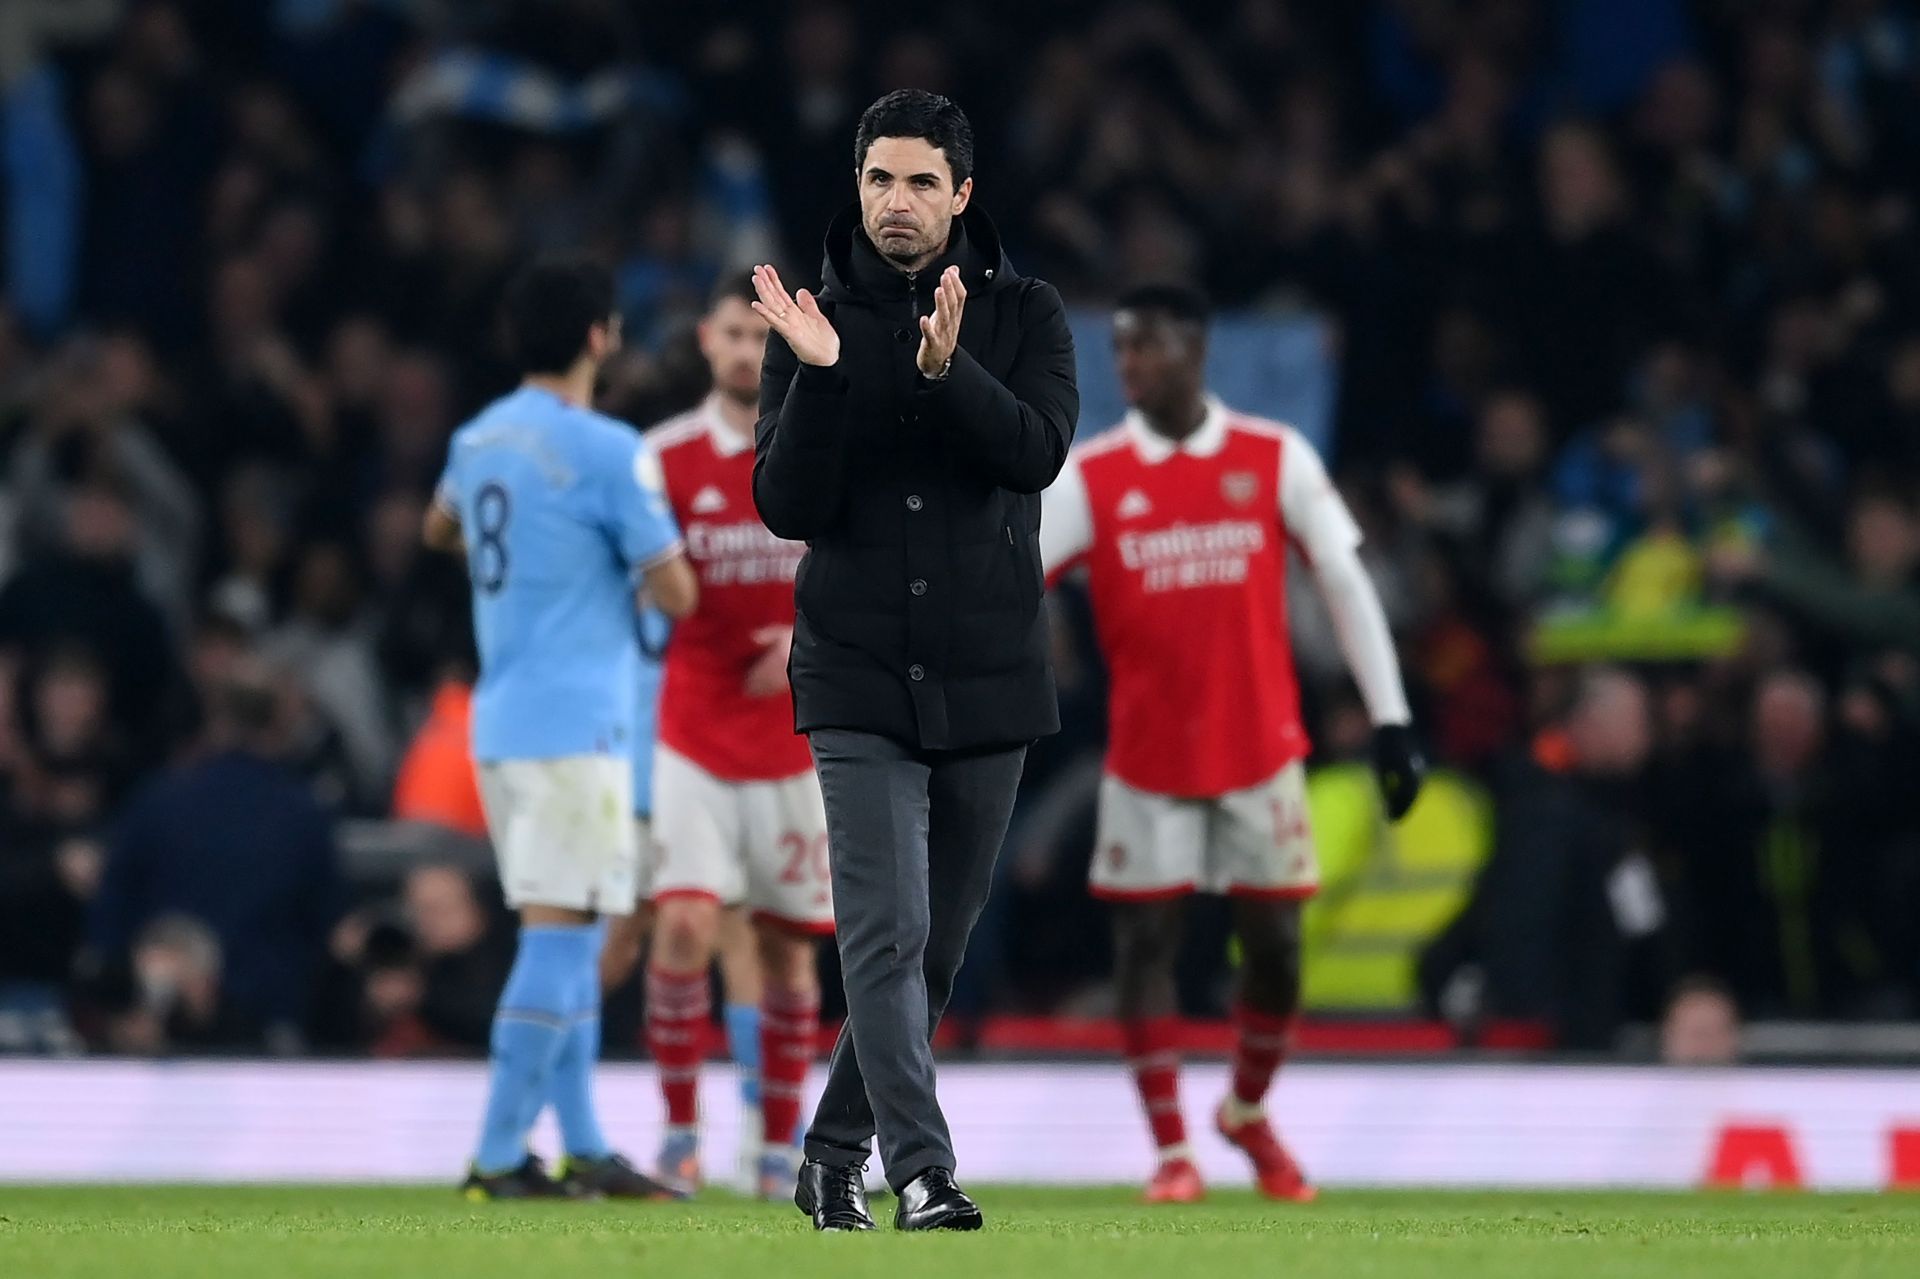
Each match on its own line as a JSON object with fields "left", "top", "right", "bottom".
{"left": 2, "top": 1186, "right": 1916, "bottom": 1279}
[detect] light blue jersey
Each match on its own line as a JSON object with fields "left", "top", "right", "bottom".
{"left": 436, "top": 385, "right": 682, "bottom": 762}
{"left": 632, "top": 607, "right": 671, "bottom": 817}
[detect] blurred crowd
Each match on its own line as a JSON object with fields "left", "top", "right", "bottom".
{"left": 3, "top": 0, "right": 1920, "bottom": 1059}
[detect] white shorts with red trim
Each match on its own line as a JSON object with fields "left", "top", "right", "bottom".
{"left": 649, "top": 745, "right": 834, "bottom": 932}
{"left": 477, "top": 754, "right": 638, "bottom": 913}
{"left": 1089, "top": 761, "right": 1318, "bottom": 901}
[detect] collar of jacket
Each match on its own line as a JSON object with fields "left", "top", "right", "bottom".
{"left": 818, "top": 202, "right": 1020, "bottom": 305}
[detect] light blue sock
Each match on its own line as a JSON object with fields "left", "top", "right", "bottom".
{"left": 474, "top": 925, "right": 596, "bottom": 1174}
{"left": 550, "top": 921, "right": 611, "bottom": 1160}
{"left": 725, "top": 1002, "right": 761, "bottom": 1107}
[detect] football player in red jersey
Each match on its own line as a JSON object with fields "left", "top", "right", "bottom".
{"left": 1041, "top": 284, "right": 1425, "bottom": 1203}
{"left": 641, "top": 275, "right": 831, "bottom": 1200}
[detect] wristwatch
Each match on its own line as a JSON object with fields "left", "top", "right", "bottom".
{"left": 923, "top": 358, "right": 952, "bottom": 383}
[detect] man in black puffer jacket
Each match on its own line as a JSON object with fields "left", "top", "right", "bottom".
{"left": 751, "top": 89, "right": 1077, "bottom": 1232}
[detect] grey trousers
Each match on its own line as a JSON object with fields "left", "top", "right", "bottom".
{"left": 803, "top": 727, "right": 1027, "bottom": 1191}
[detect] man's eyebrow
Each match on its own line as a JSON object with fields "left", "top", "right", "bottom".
{"left": 865, "top": 167, "right": 945, "bottom": 185}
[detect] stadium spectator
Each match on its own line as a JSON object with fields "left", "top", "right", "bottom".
{"left": 86, "top": 660, "right": 343, "bottom": 1049}
{"left": 1668, "top": 670, "right": 1890, "bottom": 1018}
{"left": 312, "top": 865, "right": 506, "bottom": 1058}
{"left": 404, "top": 864, "right": 512, "bottom": 1052}
{"left": 1709, "top": 491, "right": 1920, "bottom": 666}
{"left": 310, "top": 912, "right": 432, "bottom": 1059}
{"left": 1659, "top": 974, "right": 1742, "bottom": 1066}
{"left": 6, "top": 334, "right": 201, "bottom": 630}
{"left": 103, "top": 913, "right": 260, "bottom": 1055}
{"left": 0, "top": 483, "right": 188, "bottom": 766}
{"left": 19, "top": 646, "right": 133, "bottom": 807}
{"left": 0, "top": 647, "right": 102, "bottom": 1051}
{"left": 1422, "top": 668, "right": 1674, "bottom": 1050}
{"left": 1397, "top": 390, "right": 1558, "bottom": 614}
{"left": 262, "top": 540, "right": 397, "bottom": 810}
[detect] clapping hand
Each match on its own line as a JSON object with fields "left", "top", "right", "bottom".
{"left": 918, "top": 265, "right": 966, "bottom": 377}
{"left": 751, "top": 264, "right": 839, "bottom": 368}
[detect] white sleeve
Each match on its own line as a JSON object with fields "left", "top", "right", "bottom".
{"left": 1039, "top": 452, "right": 1095, "bottom": 582}
{"left": 1279, "top": 427, "right": 1411, "bottom": 726}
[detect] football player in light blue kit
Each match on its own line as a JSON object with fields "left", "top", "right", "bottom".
{"left": 426, "top": 257, "right": 698, "bottom": 1200}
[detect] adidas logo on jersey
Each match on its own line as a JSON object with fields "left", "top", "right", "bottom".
{"left": 691, "top": 485, "right": 729, "bottom": 514}
{"left": 1117, "top": 489, "right": 1153, "bottom": 519}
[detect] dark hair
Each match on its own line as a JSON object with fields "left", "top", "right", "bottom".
{"left": 854, "top": 89, "right": 975, "bottom": 185}
{"left": 1116, "top": 283, "right": 1212, "bottom": 328}
{"left": 504, "top": 256, "right": 616, "bottom": 375}
{"left": 708, "top": 269, "right": 758, "bottom": 312}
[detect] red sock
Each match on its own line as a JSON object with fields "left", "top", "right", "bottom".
{"left": 1230, "top": 1005, "right": 1297, "bottom": 1106}
{"left": 1123, "top": 1015, "right": 1187, "bottom": 1155}
{"left": 760, "top": 987, "right": 820, "bottom": 1147}
{"left": 645, "top": 967, "right": 710, "bottom": 1126}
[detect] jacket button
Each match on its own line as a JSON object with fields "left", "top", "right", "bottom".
{"left": 894, "top": 328, "right": 913, "bottom": 344}
{"left": 906, "top": 494, "right": 924, "bottom": 512}
{"left": 910, "top": 578, "right": 927, "bottom": 596}
{"left": 908, "top": 664, "right": 926, "bottom": 681}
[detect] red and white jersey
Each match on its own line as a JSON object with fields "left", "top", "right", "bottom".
{"left": 1040, "top": 397, "right": 1361, "bottom": 798}
{"left": 651, "top": 398, "right": 811, "bottom": 781}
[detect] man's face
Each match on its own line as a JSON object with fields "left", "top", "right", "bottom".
{"left": 1752, "top": 676, "right": 1823, "bottom": 777}
{"left": 699, "top": 296, "right": 770, "bottom": 405}
{"left": 858, "top": 136, "right": 972, "bottom": 267}
{"left": 406, "top": 867, "right": 484, "bottom": 956}
{"left": 1661, "top": 990, "right": 1739, "bottom": 1065}
{"left": 35, "top": 663, "right": 107, "bottom": 755}
{"left": 65, "top": 489, "right": 135, "bottom": 562}
{"left": 1571, "top": 675, "right": 1653, "bottom": 774}
{"left": 1113, "top": 309, "right": 1203, "bottom": 417}
{"left": 1477, "top": 395, "right": 1545, "bottom": 477}
{"left": 1850, "top": 499, "right": 1918, "bottom": 582}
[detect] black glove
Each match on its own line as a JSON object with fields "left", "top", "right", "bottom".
{"left": 1371, "top": 723, "right": 1426, "bottom": 822}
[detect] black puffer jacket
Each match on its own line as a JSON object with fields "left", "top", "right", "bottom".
{"left": 753, "top": 204, "right": 1079, "bottom": 750}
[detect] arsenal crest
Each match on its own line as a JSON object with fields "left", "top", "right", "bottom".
{"left": 1221, "top": 470, "right": 1259, "bottom": 506}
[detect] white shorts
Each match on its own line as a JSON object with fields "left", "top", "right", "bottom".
{"left": 1090, "top": 762, "right": 1319, "bottom": 901}
{"left": 650, "top": 746, "right": 834, "bottom": 932}
{"left": 478, "top": 755, "right": 638, "bottom": 913}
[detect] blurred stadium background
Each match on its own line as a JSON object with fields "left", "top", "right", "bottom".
{"left": 3, "top": 0, "right": 1920, "bottom": 1189}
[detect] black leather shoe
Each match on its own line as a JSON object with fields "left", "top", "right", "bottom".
{"left": 794, "top": 1158, "right": 875, "bottom": 1231}
{"left": 893, "top": 1168, "right": 983, "bottom": 1231}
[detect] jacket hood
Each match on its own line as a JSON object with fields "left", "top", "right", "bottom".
{"left": 818, "top": 202, "right": 1020, "bottom": 305}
